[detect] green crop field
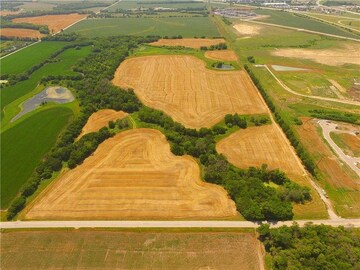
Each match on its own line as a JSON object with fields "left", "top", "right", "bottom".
{"left": 65, "top": 17, "right": 220, "bottom": 37}
{"left": 1, "top": 41, "right": 69, "bottom": 75}
{"left": 107, "top": 0, "right": 206, "bottom": 11}
{"left": 1, "top": 107, "right": 73, "bottom": 209}
{"left": 254, "top": 9, "right": 360, "bottom": 39}
{"left": 1, "top": 46, "right": 92, "bottom": 121}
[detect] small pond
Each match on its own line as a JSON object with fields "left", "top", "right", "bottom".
{"left": 215, "top": 63, "right": 234, "bottom": 70}
{"left": 11, "top": 86, "right": 75, "bottom": 122}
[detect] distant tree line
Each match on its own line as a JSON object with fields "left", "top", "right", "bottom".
{"left": 258, "top": 223, "right": 360, "bottom": 269}
{"left": 200, "top": 42, "right": 227, "bottom": 51}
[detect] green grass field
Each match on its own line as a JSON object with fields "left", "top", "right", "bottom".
{"left": 65, "top": 17, "right": 220, "bottom": 37}
{"left": 1, "top": 107, "right": 73, "bottom": 209}
{"left": 1, "top": 46, "right": 92, "bottom": 122}
{"left": 254, "top": 9, "right": 359, "bottom": 39}
{"left": 108, "top": 0, "right": 206, "bottom": 11}
{"left": 0, "top": 230, "right": 262, "bottom": 269}
{"left": 1, "top": 41, "right": 69, "bottom": 75}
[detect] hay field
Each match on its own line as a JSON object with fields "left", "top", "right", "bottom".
{"left": 272, "top": 44, "right": 360, "bottom": 66}
{"left": 150, "top": 38, "right": 225, "bottom": 49}
{"left": 113, "top": 55, "right": 267, "bottom": 129}
{"left": 26, "top": 129, "right": 236, "bottom": 219}
{"left": 78, "top": 109, "right": 128, "bottom": 139}
{"left": 205, "top": 50, "right": 238, "bottom": 61}
{"left": 1, "top": 230, "right": 264, "bottom": 270}
{"left": 217, "top": 123, "right": 327, "bottom": 219}
{"left": 13, "top": 13, "right": 87, "bottom": 33}
{"left": 0, "top": 28, "right": 43, "bottom": 39}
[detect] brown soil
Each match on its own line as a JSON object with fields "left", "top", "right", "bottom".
{"left": 13, "top": 13, "right": 87, "bottom": 33}
{"left": 78, "top": 109, "right": 128, "bottom": 139}
{"left": 26, "top": 129, "right": 237, "bottom": 220}
{"left": 0, "top": 28, "right": 43, "bottom": 39}
{"left": 150, "top": 38, "right": 226, "bottom": 49}
{"left": 205, "top": 50, "right": 238, "bottom": 61}
{"left": 112, "top": 55, "right": 267, "bottom": 129}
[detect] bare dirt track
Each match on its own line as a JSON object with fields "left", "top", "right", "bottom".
{"left": 112, "top": 55, "right": 267, "bottom": 129}
{"left": 78, "top": 109, "right": 128, "bottom": 139}
{"left": 26, "top": 129, "right": 236, "bottom": 220}
{"left": 272, "top": 44, "right": 360, "bottom": 66}
{"left": 0, "top": 28, "right": 43, "bottom": 39}
{"left": 217, "top": 123, "right": 327, "bottom": 219}
{"left": 205, "top": 49, "right": 238, "bottom": 61}
{"left": 1, "top": 230, "right": 263, "bottom": 270}
{"left": 150, "top": 38, "right": 226, "bottom": 49}
{"left": 12, "top": 13, "right": 87, "bottom": 33}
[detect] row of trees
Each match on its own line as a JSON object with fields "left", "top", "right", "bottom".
{"left": 244, "top": 64, "right": 317, "bottom": 175}
{"left": 258, "top": 223, "right": 360, "bottom": 269}
{"left": 200, "top": 42, "right": 227, "bottom": 51}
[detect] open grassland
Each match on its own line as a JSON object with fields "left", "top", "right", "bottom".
{"left": 13, "top": 13, "right": 88, "bottom": 33}
{"left": 216, "top": 123, "right": 327, "bottom": 219}
{"left": 19, "top": 2, "right": 56, "bottom": 11}
{"left": 108, "top": 0, "right": 206, "bottom": 11}
{"left": 1, "top": 45, "right": 92, "bottom": 122}
{"left": 0, "top": 28, "right": 43, "bottom": 39}
{"left": 78, "top": 109, "right": 128, "bottom": 139}
{"left": 296, "top": 118, "right": 360, "bottom": 218}
{"left": 1, "top": 41, "right": 69, "bottom": 75}
{"left": 1, "top": 230, "right": 263, "bottom": 270}
{"left": 150, "top": 38, "right": 225, "bottom": 48}
{"left": 113, "top": 55, "right": 267, "bottom": 129}
{"left": 306, "top": 13, "right": 360, "bottom": 31}
{"left": 253, "top": 9, "right": 359, "bottom": 39}
{"left": 205, "top": 49, "right": 238, "bottom": 61}
{"left": 331, "top": 132, "right": 360, "bottom": 157}
{"left": 271, "top": 43, "right": 360, "bottom": 66}
{"left": 26, "top": 129, "right": 237, "bottom": 220}
{"left": 1, "top": 107, "right": 73, "bottom": 209}
{"left": 65, "top": 17, "right": 220, "bottom": 37}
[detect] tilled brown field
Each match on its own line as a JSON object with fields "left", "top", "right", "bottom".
{"left": 0, "top": 28, "right": 43, "bottom": 39}
{"left": 26, "top": 129, "right": 236, "bottom": 219}
{"left": 205, "top": 50, "right": 238, "bottom": 61}
{"left": 1, "top": 230, "right": 264, "bottom": 270}
{"left": 78, "top": 109, "right": 128, "bottom": 139}
{"left": 112, "top": 55, "right": 267, "bottom": 129}
{"left": 150, "top": 38, "right": 225, "bottom": 49}
{"left": 217, "top": 123, "right": 328, "bottom": 219}
{"left": 13, "top": 13, "right": 87, "bottom": 33}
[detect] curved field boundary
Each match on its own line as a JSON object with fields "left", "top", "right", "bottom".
{"left": 204, "top": 50, "right": 238, "bottom": 61}
{"left": 113, "top": 55, "right": 267, "bottom": 129}
{"left": 26, "top": 129, "right": 237, "bottom": 220}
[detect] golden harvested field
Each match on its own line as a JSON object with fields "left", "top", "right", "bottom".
{"left": 1, "top": 230, "right": 264, "bottom": 270}
{"left": 0, "top": 28, "right": 43, "bottom": 39}
{"left": 26, "top": 129, "right": 236, "bottom": 220}
{"left": 13, "top": 13, "right": 87, "bottom": 33}
{"left": 272, "top": 43, "right": 360, "bottom": 66}
{"left": 205, "top": 50, "right": 238, "bottom": 61}
{"left": 78, "top": 109, "right": 128, "bottom": 139}
{"left": 150, "top": 38, "right": 226, "bottom": 49}
{"left": 113, "top": 55, "right": 267, "bottom": 129}
{"left": 217, "top": 123, "right": 327, "bottom": 219}
{"left": 233, "top": 23, "right": 262, "bottom": 36}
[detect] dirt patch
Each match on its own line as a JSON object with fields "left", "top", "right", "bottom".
{"left": 272, "top": 44, "right": 360, "bottom": 66}
{"left": 1, "top": 230, "right": 263, "bottom": 270}
{"left": 26, "top": 129, "right": 237, "bottom": 219}
{"left": 78, "top": 109, "right": 128, "bottom": 139}
{"left": 112, "top": 55, "right": 267, "bottom": 129}
{"left": 13, "top": 13, "right": 87, "bottom": 33}
{"left": 233, "top": 23, "right": 261, "bottom": 36}
{"left": 0, "top": 28, "right": 43, "bottom": 39}
{"left": 150, "top": 38, "right": 226, "bottom": 49}
{"left": 205, "top": 50, "right": 238, "bottom": 61}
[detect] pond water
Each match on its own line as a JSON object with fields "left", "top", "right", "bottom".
{"left": 216, "top": 64, "right": 234, "bottom": 70}
{"left": 271, "top": 65, "right": 308, "bottom": 71}
{"left": 11, "top": 86, "right": 75, "bottom": 122}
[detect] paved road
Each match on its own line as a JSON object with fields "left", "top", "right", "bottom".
{"left": 318, "top": 120, "right": 360, "bottom": 176}
{"left": 2, "top": 219, "right": 360, "bottom": 229}
{"left": 262, "top": 65, "right": 360, "bottom": 107}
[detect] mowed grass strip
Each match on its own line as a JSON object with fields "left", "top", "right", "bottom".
{"left": 0, "top": 41, "right": 69, "bottom": 75}
{"left": 254, "top": 9, "right": 359, "bottom": 39}
{"left": 1, "top": 107, "right": 73, "bottom": 209}
{"left": 1, "top": 230, "right": 264, "bottom": 270}
{"left": 65, "top": 17, "right": 220, "bottom": 37}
